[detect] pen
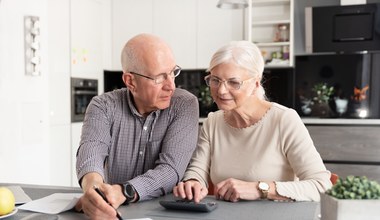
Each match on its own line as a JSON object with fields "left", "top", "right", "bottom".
{"left": 93, "top": 185, "right": 123, "bottom": 220}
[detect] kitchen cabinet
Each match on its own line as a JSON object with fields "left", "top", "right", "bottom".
{"left": 197, "top": 0, "right": 244, "bottom": 68}
{"left": 246, "top": 0, "right": 294, "bottom": 67}
{"left": 71, "top": 122, "right": 82, "bottom": 187}
{"left": 111, "top": 0, "right": 153, "bottom": 69}
{"left": 306, "top": 121, "right": 380, "bottom": 183}
{"left": 111, "top": 0, "right": 243, "bottom": 70}
{"left": 153, "top": 0, "right": 197, "bottom": 68}
{"left": 48, "top": 0, "right": 71, "bottom": 186}
{"left": 70, "top": 0, "right": 107, "bottom": 80}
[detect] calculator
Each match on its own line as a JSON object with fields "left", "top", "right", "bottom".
{"left": 159, "top": 199, "right": 218, "bottom": 212}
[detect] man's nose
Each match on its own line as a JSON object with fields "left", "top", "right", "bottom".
{"left": 163, "top": 74, "right": 175, "bottom": 90}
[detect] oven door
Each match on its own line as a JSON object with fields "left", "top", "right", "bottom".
{"left": 71, "top": 78, "right": 98, "bottom": 122}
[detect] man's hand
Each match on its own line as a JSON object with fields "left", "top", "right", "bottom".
{"left": 173, "top": 180, "right": 208, "bottom": 203}
{"left": 74, "top": 173, "right": 126, "bottom": 219}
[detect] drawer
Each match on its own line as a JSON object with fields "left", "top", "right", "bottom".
{"left": 307, "top": 126, "right": 380, "bottom": 163}
{"left": 325, "top": 163, "right": 380, "bottom": 183}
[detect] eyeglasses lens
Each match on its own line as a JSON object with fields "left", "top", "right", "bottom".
{"left": 205, "top": 77, "right": 242, "bottom": 90}
{"left": 155, "top": 66, "right": 181, "bottom": 84}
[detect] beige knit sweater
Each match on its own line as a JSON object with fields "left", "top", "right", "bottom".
{"left": 183, "top": 103, "right": 332, "bottom": 201}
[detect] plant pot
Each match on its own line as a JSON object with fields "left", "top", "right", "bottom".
{"left": 312, "top": 102, "right": 331, "bottom": 118}
{"left": 320, "top": 193, "right": 380, "bottom": 220}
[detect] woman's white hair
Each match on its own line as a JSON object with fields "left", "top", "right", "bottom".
{"left": 207, "top": 41, "right": 266, "bottom": 100}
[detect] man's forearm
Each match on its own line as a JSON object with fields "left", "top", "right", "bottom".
{"left": 81, "top": 172, "right": 104, "bottom": 192}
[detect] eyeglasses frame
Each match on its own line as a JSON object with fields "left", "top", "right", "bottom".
{"left": 204, "top": 75, "right": 254, "bottom": 90}
{"left": 129, "top": 65, "right": 181, "bottom": 84}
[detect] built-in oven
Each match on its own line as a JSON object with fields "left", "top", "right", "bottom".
{"left": 71, "top": 77, "right": 98, "bottom": 122}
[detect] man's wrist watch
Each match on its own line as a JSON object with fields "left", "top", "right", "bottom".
{"left": 258, "top": 182, "right": 270, "bottom": 199}
{"left": 121, "top": 182, "right": 136, "bottom": 205}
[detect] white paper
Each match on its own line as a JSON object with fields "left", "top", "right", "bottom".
{"left": 7, "top": 185, "right": 32, "bottom": 205}
{"left": 18, "top": 193, "right": 83, "bottom": 214}
{"left": 127, "top": 219, "right": 152, "bottom": 220}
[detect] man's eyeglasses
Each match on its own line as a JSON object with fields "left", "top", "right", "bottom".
{"left": 205, "top": 75, "right": 253, "bottom": 90}
{"left": 130, "top": 65, "right": 181, "bottom": 84}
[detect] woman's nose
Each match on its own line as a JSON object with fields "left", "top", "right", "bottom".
{"left": 217, "top": 81, "right": 228, "bottom": 94}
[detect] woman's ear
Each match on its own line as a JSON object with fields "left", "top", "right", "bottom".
{"left": 251, "top": 78, "right": 260, "bottom": 95}
{"left": 122, "top": 73, "right": 136, "bottom": 91}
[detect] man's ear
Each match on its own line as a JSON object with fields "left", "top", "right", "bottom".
{"left": 122, "top": 73, "right": 136, "bottom": 91}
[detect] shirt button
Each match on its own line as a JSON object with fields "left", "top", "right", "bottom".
{"left": 143, "top": 126, "right": 147, "bottom": 131}
{"left": 139, "top": 151, "right": 143, "bottom": 156}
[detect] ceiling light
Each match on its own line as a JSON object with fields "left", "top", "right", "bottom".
{"left": 217, "top": 0, "right": 248, "bottom": 9}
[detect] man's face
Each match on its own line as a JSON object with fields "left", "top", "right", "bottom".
{"left": 130, "top": 64, "right": 177, "bottom": 116}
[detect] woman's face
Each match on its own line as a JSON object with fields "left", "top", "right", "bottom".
{"left": 208, "top": 62, "right": 257, "bottom": 111}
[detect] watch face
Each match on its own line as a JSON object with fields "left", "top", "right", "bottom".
{"left": 259, "top": 182, "right": 269, "bottom": 190}
{"left": 124, "top": 183, "right": 135, "bottom": 199}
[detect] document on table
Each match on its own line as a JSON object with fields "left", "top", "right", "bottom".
{"left": 7, "top": 185, "right": 32, "bottom": 204}
{"left": 18, "top": 193, "right": 83, "bottom": 214}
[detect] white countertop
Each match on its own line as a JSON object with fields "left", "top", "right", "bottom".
{"left": 199, "top": 117, "right": 380, "bottom": 125}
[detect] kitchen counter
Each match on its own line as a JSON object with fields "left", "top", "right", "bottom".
{"left": 199, "top": 117, "right": 380, "bottom": 125}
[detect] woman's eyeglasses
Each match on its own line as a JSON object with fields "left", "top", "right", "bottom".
{"left": 204, "top": 75, "right": 253, "bottom": 90}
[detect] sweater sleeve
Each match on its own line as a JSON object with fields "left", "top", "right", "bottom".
{"left": 181, "top": 113, "right": 214, "bottom": 189}
{"left": 275, "top": 109, "right": 332, "bottom": 201}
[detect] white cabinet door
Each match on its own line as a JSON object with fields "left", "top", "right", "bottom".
{"left": 48, "top": 0, "right": 71, "bottom": 126}
{"left": 197, "top": 0, "right": 244, "bottom": 69}
{"left": 111, "top": 0, "right": 153, "bottom": 70}
{"left": 71, "top": 122, "right": 83, "bottom": 187}
{"left": 71, "top": 0, "right": 104, "bottom": 79}
{"left": 153, "top": 0, "right": 197, "bottom": 69}
{"left": 111, "top": 0, "right": 243, "bottom": 70}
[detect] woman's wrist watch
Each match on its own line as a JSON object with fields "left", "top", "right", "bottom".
{"left": 121, "top": 182, "right": 136, "bottom": 205}
{"left": 258, "top": 181, "right": 270, "bottom": 199}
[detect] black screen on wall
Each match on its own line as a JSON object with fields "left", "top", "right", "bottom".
{"left": 334, "top": 13, "right": 373, "bottom": 41}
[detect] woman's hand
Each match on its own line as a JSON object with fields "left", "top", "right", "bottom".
{"left": 214, "top": 178, "right": 261, "bottom": 202}
{"left": 173, "top": 180, "right": 208, "bottom": 203}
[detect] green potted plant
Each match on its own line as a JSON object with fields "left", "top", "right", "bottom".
{"left": 311, "top": 82, "right": 334, "bottom": 117}
{"left": 198, "top": 85, "right": 217, "bottom": 117}
{"left": 320, "top": 175, "right": 380, "bottom": 220}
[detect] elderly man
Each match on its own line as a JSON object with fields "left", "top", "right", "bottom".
{"left": 75, "top": 33, "right": 199, "bottom": 219}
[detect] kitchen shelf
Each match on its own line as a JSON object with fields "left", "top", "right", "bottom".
{"left": 255, "top": 41, "right": 290, "bottom": 47}
{"left": 246, "top": 0, "right": 294, "bottom": 67}
{"left": 252, "top": 17, "right": 290, "bottom": 26}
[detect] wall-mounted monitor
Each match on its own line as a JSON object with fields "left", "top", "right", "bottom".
{"left": 305, "top": 3, "right": 380, "bottom": 53}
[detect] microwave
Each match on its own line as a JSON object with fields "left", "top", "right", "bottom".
{"left": 305, "top": 3, "right": 380, "bottom": 53}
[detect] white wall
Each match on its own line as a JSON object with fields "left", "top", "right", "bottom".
{"left": 0, "top": 0, "right": 50, "bottom": 184}
{"left": 0, "top": 0, "right": 111, "bottom": 186}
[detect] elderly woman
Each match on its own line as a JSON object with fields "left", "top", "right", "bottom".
{"left": 173, "top": 41, "right": 332, "bottom": 203}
